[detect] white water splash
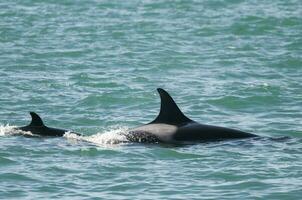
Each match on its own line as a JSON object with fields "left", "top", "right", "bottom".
{"left": 0, "top": 124, "right": 35, "bottom": 136}
{"left": 64, "top": 127, "right": 129, "bottom": 146}
{"left": 0, "top": 124, "right": 15, "bottom": 136}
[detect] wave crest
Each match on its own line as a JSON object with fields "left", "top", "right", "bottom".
{"left": 64, "top": 127, "right": 129, "bottom": 146}
{"left": 0, "top": 124, "right": 35, "bottom": 136}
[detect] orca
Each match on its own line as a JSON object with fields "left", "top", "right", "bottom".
{"left": 15, "top": 112, "right": 80, "bottom": 137}
{"left": 126, "top": 88, "right": 258, "bottom": 144}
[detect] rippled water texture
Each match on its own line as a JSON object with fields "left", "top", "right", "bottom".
{"left": 0, "top": 0, "right": 301, "bottom": 199}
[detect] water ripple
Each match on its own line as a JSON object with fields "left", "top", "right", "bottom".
{"left": 1, "top": 0, "right": 302, "bottom": 199}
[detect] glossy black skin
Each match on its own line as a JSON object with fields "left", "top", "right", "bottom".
{"left": 127, "top": 88, "right": 257, "bottom": 144}
{"left": 173, "top": 122, "right": 256, "bottom": 142}
{"left": 19, "top": 125, "right": 68, "bottom": 137}
{"left": 128, "top": 122, "right": 256, "bottom": 144}
{"left": 16, "top": 112, "right": 80, "bottom": 137}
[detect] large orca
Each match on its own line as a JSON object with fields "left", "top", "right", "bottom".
{"left": 126, "top": 88, "right": 258, "bottom": 144}
{"left": 15, "top": 112, "right": 80, "bottom": 137}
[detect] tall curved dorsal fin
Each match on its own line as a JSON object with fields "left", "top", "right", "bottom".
{"left": 29, "top": 112, "right": 45, "bottom": 126}
{"left": 150, "top": 88, "right": 192, "bottom": 125}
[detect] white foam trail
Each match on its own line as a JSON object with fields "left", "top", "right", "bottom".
{"left": 64, "top": 127, "right": 129, "bottom": 146}
{"left": 0, "top": 124, "right": 15, "bottom": 136}
{"left": 1, "top": 124, "right": 130, "bottom": 145}
{"left": 0, "top": 124, "right": 35, "bottom": 136}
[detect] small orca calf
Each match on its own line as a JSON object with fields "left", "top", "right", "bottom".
{"left": 126, "top": 88, "right": 258, "bottom": 144}
{"left": 15, "top": 112, "right": 80, "bottom": 137}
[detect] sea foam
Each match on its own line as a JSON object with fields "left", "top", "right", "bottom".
{"left": 64, "top": 127, "right": 129, "bottom": 146}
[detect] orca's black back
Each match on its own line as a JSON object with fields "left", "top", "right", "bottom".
{"left": 19, "top": 126, "right": 66, "bottom": 137}
{"left": 173, "top": 123, "right": 257, "bottom": 142}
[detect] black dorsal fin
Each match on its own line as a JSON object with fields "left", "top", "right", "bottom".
{"left": 150, "top": 88, "right": 192, "bottom": 125}
{"left": 29, "top": 112, "right": 44, "bottom": 126}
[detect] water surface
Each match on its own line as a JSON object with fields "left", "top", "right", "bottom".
{"left": 1, "top": 0, "right": 302, "bottom": 199}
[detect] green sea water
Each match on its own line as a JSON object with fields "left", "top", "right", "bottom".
{"left": 0, "top": 0, "right": 302, "bottom": 199}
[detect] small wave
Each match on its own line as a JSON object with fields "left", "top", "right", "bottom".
{"left": 0, "top": 124, "right": 32, "bottom": 136}
{"left": 0, "top": 124, "right": 37, "bottom": 137}
{"left": 0, "top": 124, "right": 15, "bottom": 136}
{"left": 64, "top": 127, "right": 129, "bottom": 146}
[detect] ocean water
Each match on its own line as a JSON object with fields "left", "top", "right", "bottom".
{"left": 0, "top": 0, "right": 302, "bottom": 199}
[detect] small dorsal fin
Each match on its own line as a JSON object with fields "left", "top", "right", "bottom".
{"left": 150, "top": 88, "right": 192, "bottom": 125}
{"left": 29, "top": 112, "right": 44, "bottom": 126}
